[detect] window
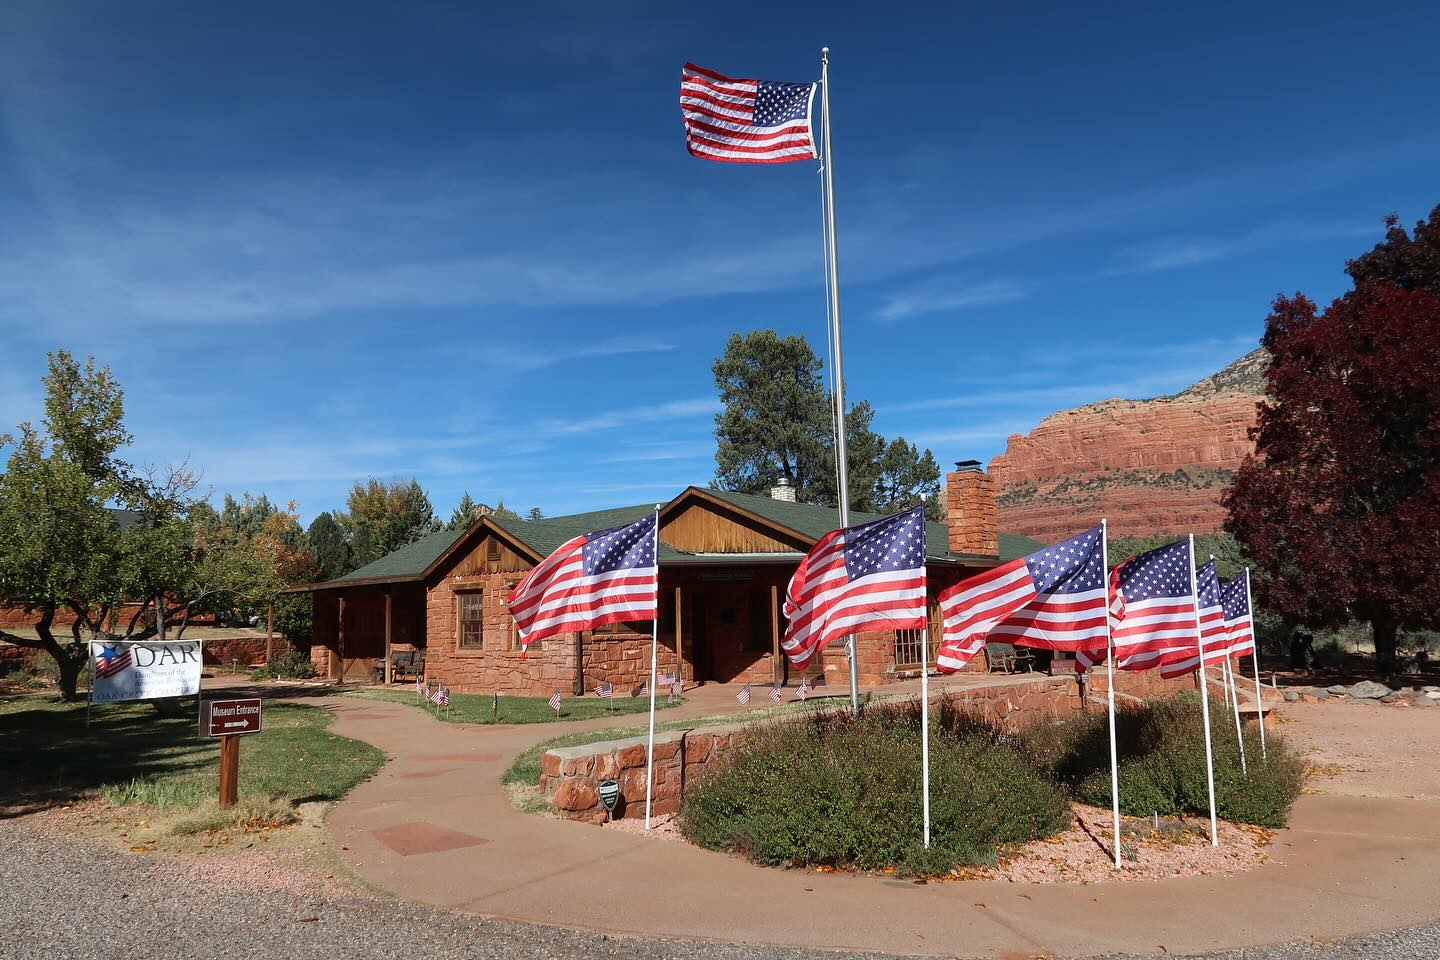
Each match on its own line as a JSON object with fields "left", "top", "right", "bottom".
{"left": 894, "top": 604, "right": 941, "bottom": 668}
{"left": 458, "top": 590, "right": 484, "bottom": 650}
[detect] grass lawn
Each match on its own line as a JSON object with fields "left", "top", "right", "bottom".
{"left": 0, "top": 694, "right": 384, "bottom": 823}
{"left": 348, "top": 685, "right": 685, "bottom": 725}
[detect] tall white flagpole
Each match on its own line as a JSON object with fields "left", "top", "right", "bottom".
{"left": 921, "top": 619, "right": 931, "bottom": 849}
{"left": 1215, "top": 556, "right": 1247, "bottom": 776}
{"left": 1245, "top": 569, "right": 1268, "bottom": 760}
{"left": 1191, "top": 535, "right": 1219, "bottom": 846}
{"left": 1102, "top": 519, "right": 1123, "bottom": 869}
{"left": 644, "top": 505, "right": 662, "bottom": 829}
{"left": 819, "top": 46, "right": 860, "bottom": 718}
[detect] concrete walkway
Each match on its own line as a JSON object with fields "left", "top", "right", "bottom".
{"left": 317, "top": 688, "right": 1440, "bottom": 958}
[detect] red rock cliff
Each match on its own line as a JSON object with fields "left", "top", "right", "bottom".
{"left": 991, "top": 350, "right": 1266, "bottom": 541}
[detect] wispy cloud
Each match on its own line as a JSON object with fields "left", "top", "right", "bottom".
{"left": 534, "top": 398, "right": 719, "bottom": 435}
{"left": 1109, "top": 220, "right": 1379, "bottom": 275}
{"left": 876, "top": 279, "right": 1027, "bottom": 323}
{"left": 481, "top": 336, "right": 676, "bottom": 371}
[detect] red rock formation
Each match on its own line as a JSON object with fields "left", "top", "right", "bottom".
{"left": 991, "top": 350, "right": 1266, "bottom": 541}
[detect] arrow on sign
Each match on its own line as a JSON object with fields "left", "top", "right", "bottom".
{"left": 223, "top": 721, "right": 250, "bottom": 729}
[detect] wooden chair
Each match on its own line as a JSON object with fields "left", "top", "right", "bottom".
{"left": 986, "top": 642, "right": 1035, "bottom": 674}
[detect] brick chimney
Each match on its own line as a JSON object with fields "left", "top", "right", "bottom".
{"left": 768, "top": 477, "right": 797, "bottom": 502}
{"left": 946, "top": 459, "right": 998, "bottom": 556}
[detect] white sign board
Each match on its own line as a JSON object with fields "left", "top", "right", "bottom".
{"left": 90, "top": 640, "right": 203, "bottom": 703}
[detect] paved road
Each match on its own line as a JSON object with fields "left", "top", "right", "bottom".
{"left": 4, "top": 823, "right": 1437, "bottom": 960}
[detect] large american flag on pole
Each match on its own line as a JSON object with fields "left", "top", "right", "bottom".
{"left": 508, "top": 512, "right": 659, "bottom": 650}
{"left": 781, "top": 506, "right": 927, "bottom": 671}
{"left": 1159, "top": 558, "right": 1225, "bottom": 678}
{"left": 680, "top": 63, "right": 818, "bottom": 164}
{"left": 935, "top": 526, "right": 1108, "bottom": 673}
{"left": 1220, "top": 570, "right": 1256, "bottom": 659}
{"left": 1105, "top": 538, "right": 1200, "bottom": 672}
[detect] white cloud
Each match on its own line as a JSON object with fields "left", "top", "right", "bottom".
{"left": 876, "top": 280, "right": 1027, "bottom": 323}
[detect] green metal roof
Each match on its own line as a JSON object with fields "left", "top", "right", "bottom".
{"left": 700, "top": 489, "right": 1039, "bottom": 563}
{"left": 310, "top": 486, "right": 1042, "bottom": 590}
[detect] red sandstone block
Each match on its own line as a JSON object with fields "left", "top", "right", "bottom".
{"left": 560, "top": 755, "right": 594, "bottom": 777}
{"left": 617, "top": 744, "right": 647, "bottom": 769}
{"left": 595, "top": 753, "right": 618, "bottom": 780}
{"left": 685, "top": 736, "right": 711, "bottom": 763}
{"left": 541, "top": 753, "right": 561, "bottom": 778}
{"left": 651, "top": 740, "right": 678, "bottom": 762}
{"left": 553, "top": 779, "right": 598, "bottom": 812}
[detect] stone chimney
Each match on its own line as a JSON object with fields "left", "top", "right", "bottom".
{"left": 946, "top": 459, "right": 998, "bottom": 556}
{"left": 768, "top": 477, "right": 797, "bottom": 502}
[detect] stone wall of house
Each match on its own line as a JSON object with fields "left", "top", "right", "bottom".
{"left": 201, "top": 636, "right": 275, "bottom": 667}
{"left": 541, "top": 667, "right": 1197, "bottom": 821}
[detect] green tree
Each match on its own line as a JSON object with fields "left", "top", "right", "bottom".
{"left": 0, "top": 353, "right": 292, "bottom": 699}
{"left": 711, "top": 330, "right": 940, "bottom": 516}
{"left": 340, "top": 478, "right": 439, "bottom": 568}
{"left": 306, "top": 511, "right": 352, "bottom": 580}
{"left": 447, "top": 492, "right": 480, "bottom": 530}
{"left": 526, "top": 506, "right": 544, "bottom": 521}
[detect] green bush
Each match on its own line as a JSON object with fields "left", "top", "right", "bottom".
{"left": 250, "top": 649, "right": 316, "bottom": 680}
{"left": 679, "top": 699, "right": 1070, "bottom": 876}
{"left": 1036, "top": 693, "right": 1306, "bottom": 828}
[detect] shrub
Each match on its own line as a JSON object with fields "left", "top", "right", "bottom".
{"left": 251, "top": 649, "right": 316, "bottom": 681}
{"left": 1036, "top": 693, "right": 1306, "bottom": 828}
{"left": 679, "top": 698, "right": 1069, "bottom": 876}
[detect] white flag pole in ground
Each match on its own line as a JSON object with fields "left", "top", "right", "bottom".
{"left": 1102, "top": 519, "right": 1123, "bottom": 869}
{"left": 1245, "top": 569, "right": 1267, "bottom": 760}
{"left": 818, "top": 47, "right": 860, "bottom": 719}
{"left": 1190, "top": 535, "right": 1220, "bottom": 846}
{"left": 644, "top": 505, "right": 662, "bottom": 830}
{"left": 921, "top": 609, "right": 931, "bottom": 849}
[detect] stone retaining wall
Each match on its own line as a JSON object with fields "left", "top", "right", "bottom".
{"left": 540, "top": 668, "right": 1197, "bottom": 822}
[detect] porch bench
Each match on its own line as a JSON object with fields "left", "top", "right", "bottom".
{"left": 986, "top": 642, "right": 1034, "bottom": 674}
{"left": 378, "top": 650, "right": 425, "bottom": 684}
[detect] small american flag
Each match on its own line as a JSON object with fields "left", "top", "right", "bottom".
{"left": 1220, "top": 570, "right": 1256, "bottom": 660}
{"left": 811, "top": 672, "right": 827, "bottom": 688}
{"left": 796, "top": 676, "right": 810, "bottom": 700}
{"left": 415, "top": 676, "right": 425, "bottom": 698}
{"left": 769, "top": 685, "right": 783, "bottom": 704}
{"left": 736, "top": 684, "right": 751, "bottom": 705}
{"left": 509, "top": 512, "right": 658, "bottom": 650}
{"left": 548, "top": 689, "right": 563, "bottom": 712}
{"left": 936, "top": 526, "right": 1107, "bottom": 673}
{"left": 436, "top": 685, "right": 450, "bottom": 707}
{"left": 595, "top": 682, "right": 613, "bottom": 699}
{"left": 671, "top": 680, "right": 682, "bottom": 700}
{"left": 94, "top": 644, "right": 132, "bottom": 679}
{"left": 680, "top": 63, "right": 817, "bottom": 164}
{"left": 783, "top": 507, "right": 928, "bottom": 670}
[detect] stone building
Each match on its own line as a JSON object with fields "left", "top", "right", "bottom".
{"left": 296, "top": 465, "right": 1040, "bottom": 695}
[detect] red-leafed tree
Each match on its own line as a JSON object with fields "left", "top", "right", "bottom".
{"left": 1225, "top": 206, "right": 1440, "bottom": 672}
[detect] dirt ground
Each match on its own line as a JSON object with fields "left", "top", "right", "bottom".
{"left": 1272, "top": 697, "right": 1440, "bottom": 801}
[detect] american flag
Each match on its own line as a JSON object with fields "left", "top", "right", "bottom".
{"left": 782, "top": 506, "right": 927, "bottom": 670}
{"left": 671, "top": 680, "right": 683, "bottom": 699}
{"left": 509, "top": 512, "right": 658, "bottom": 650}
{"left": 680, "top": 63, "right": 817, "bottom": 164}
{"left": 796, "top": 676, "right": 810, "bottom": 700}
{"left": 1107, "top": 538, "right": 1200, "bottom": 672}
{"left": 1220, "top": 570, "right": 1256, "bottom": 659}
{"left": 595, "top": 682, "right": 613, "bottom": 699}
{"left": 737, "top": 684, "right": 751, "bottom": 705}
{"left": 436, "top": 685, "right": 450, "bottom": 707}
{"left": 769, "top": 685, "right": 783, "bottom": 703}
{"left": 415, "top": 676, "right": 425, "bottom": 699}
{"left": 811, "top": 672, "right": 826, "bottom": 688}
{"left": 548, "top": 689, "right": 563, "bottom": 712}
{"left": 1160, "top": 559, "right": 1226, "bottom": 679}
{"left": 93, "top": 643, "right": 132, "bottom": 679}
{"left": 935, "top": 526, "right": 1108, "bottom": 673}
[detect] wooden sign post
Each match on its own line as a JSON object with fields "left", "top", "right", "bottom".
{"left": 201, "top": 698, "right": 263, "bottom": 808}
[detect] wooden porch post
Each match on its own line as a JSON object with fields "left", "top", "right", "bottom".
{"left": 573, "top": 631, "right": 585, "bottom": 696}
{"left": 674, "top": 585, "right": 684, "bottom": 688}
{"left": 771, "top": 583, "right": 781, "bottom": 686}
{"left": 265, "top": 602, "right": 274, "bottom": 664}
{"left": 336, "top": 592, "right": 346, "bottom": 686}
{"left": 384, "top": 586, "right": 393, "bottom": 685}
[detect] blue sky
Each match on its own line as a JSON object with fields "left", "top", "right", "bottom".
{"left": 3, "top": 1, "right": 1438, "bottom": 524}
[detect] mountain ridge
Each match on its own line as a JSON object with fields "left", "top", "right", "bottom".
{"left": 989, "top": 348, "right": 1267, "bottom": 541}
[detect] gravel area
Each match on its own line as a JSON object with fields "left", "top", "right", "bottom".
{"left": 3, "top": 819, "right": 1438, "bottom": 960}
